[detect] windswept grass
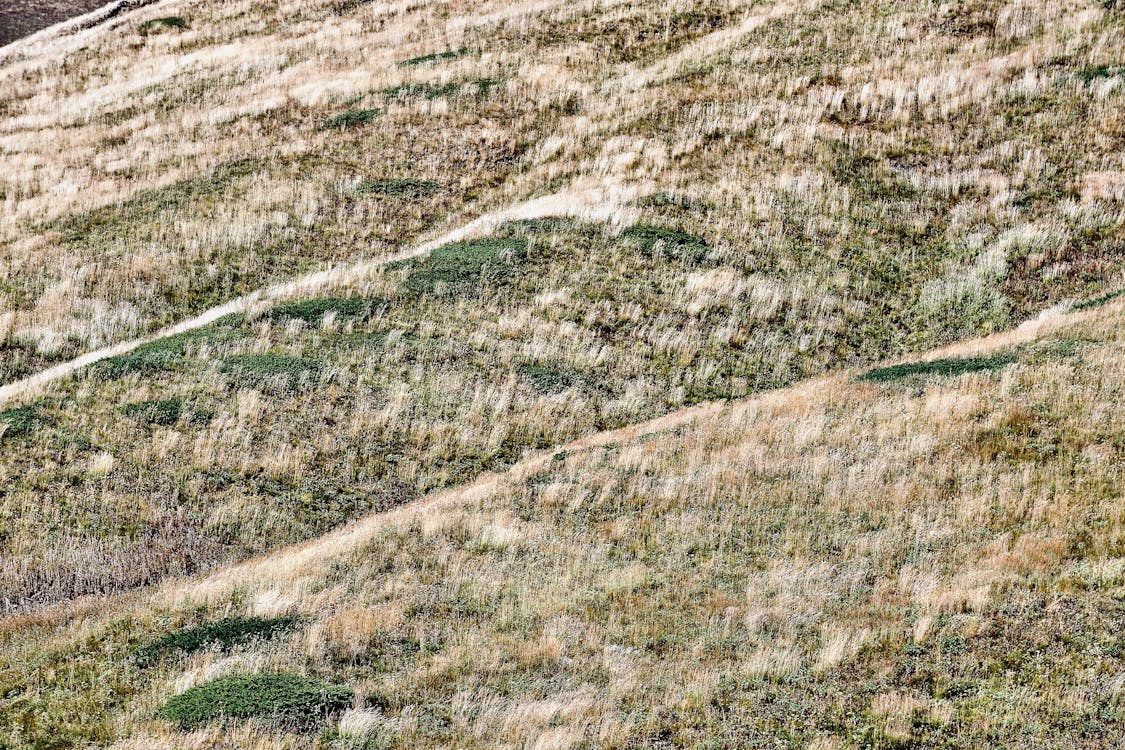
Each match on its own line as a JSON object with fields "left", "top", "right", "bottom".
{"left": 321, "top": 108, "right": 382, "bottom": 130}
{"left": 136, "top": 616, "right": 301, "bottom": 662}
{"left": 399, "top": 48, "right": 468, "bottom": 66}
{"left": 263, "top": 297, "right": 384, "bottom": 325}
{"left": 356, "top": 179, "right": 440, "bottom": 199}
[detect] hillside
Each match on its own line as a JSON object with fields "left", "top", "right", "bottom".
{"left": 0, "top": 0, "right": 1123, "bottom": 747}
{"left": 1, "top": 0, "right": 1123, "bottom": 611}
{"left": 1, "top": 293, "right": 1122, "bottom": 748}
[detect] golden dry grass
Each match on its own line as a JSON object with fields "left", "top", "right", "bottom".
{"left": 0, "top": 0, "right": 1123, "bottom": 746}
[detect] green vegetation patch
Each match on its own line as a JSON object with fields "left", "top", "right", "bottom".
{"left": 155, "top": 673, "right": 352, "bottom": 731}
{"left": 860, "top": 352, "right": 1017, "bottom": 383}
{"left": 220, "top": 354, "right": 323, "bottom": 391}
{"left": 636, "top": 191, "right": 710, "bottom": 212}
{"left": 622, "top": 224, "right": 709, "bottom": 263}
{"left": 399, "top": 48, "right": 468, "bottom": 66}
{"left": 381, "top": 82, "right": 460, "bottom": 101}
{"left": 502, "top": 217, "right": 572, "bottom": 235}
{"left": 137, "top": 616, "right": 300, "bottom": 662}
{"left": 93, "top": 323, "right": 246, "bottom": 380}
{"left": 517, "top": 364, "right": 576, "bottom": 393}
{"left": 356, "top": 178, "right": 440, "bottom": 198}
{"left": 1075, "top": 65, "right": 1125, "bottom": 84}
{"left": 121, "top": 398, "right": 183, "bottom": 426}
{"left": 321, "top": 108, "right": 382, "bottom": 130}
{"left": 263, "top": 297, "right": 385, "bottom": 325}
{"left": 1073, "top": 288, "right": 1124, "bottom": 311}
{"left": 0, "top": 404, "right": 38, "bottom": 438}
{"left": 402, "top": 238, "right": 527, "bottom": 295}
{"left": 141, "top": 16, "right": 188, "bottom": 32}
{"left": 382, "top": 79, "right": 502, "bottom": 102}
{"left": 50, "top": 159, "right": 261, "bottom": 246}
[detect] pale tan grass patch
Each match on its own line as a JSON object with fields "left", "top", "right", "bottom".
{"left": 870, "top": 692, "right": 927, "bottom": 742}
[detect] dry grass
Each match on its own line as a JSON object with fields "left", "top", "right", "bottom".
{"left": 0, "top": 0, "right": 1122, "bottom": 746}
{"left": 0, "top": 294, "right": 1121, "bottom": 748}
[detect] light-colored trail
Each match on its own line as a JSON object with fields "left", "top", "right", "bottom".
{"left": 0, "top": 181, "right": 639, "bottom": 408}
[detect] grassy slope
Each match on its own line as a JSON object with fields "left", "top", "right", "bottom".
{"left": 1, "top": 0, "right": 1124, "bottom": 611}
{"left": 0, "top": 0, "right": 1121, "bottom": 383}
{"left": 0, "top": 297, "right": 1121, "bottom": 748}
{"left": 0, "top": 0, "right": 1122, "bottom": 745}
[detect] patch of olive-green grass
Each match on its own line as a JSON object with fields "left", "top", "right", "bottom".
{"left": 120, "top": 398, "right": 183, "bottom": 426}
{"left": 47, "top": 158, "right": 262, "bottom": 247}
{"left": 1074, "top": 64, "right": 1125, "bottom": 83}
{"left": 262, "top": 297, "right": 385, "bottom": 325}
{"left": 92, "top": 322, "right": 247, "bottom": 379}
{"left": 136, "top": 616, "right": 301, "bottom": 663}
{"left": 621, "top": 224, "right": 710, "bottom": 263}
{"left": 321, "top": 108, "right": 382, "bottom": 130}
{"left": 356, "top": 178, "right": 441, "bottom": 199}
{"left": 0, "top": 403, "right": 39, "bottom": 438}
{"left": 399, "top": 48, "right": 469, "bottom": 66}
{"left": 219, "top": 354, "right": 323, "bottom": 392}
{"left": 400, "top": 238, "right": 527, "bottom": 296}
{"left": 500, "top": 216, "right": 574, "bottom": 235}
{"left": 516, "top": 364, "right": 577, "bottom": 393}
{"left": 141, "top": 16, "right": 188, "bottom": 32}
{"left": 635, "top": 191, "right": 711, "bottom": 213}
{"left": 155, "top": 673, "right": 353, "bottom": 731}
{"left": 859, "top": 352, "right": 1017, "bottom": 383}
{"left": 0, "top": 617, "right": 147, "bottom": 747}
{"left": 381, "top": 80, "right": 502, "bottom": 102}
{"left": 1073, "top": 288, "right": 1124, "bottom": 311}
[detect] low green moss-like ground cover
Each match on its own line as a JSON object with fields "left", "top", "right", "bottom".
{"left": 859, "top": 352, "right": 1017, "bottom": 383}
{"left": 155, "top": 672, "right": 353, "bottom": 731}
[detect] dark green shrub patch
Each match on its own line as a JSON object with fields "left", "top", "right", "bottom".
{"left": 155, "top": 673, "right": 353, "bottom": 731}
{"left": 263, "top": 297, "right": 384, "bottom": 325}
{"left": 382, "top": 79, "right": 501, "bottom": 102}
{"left": 622, "top": 224, "right": 709, "bottom": 263}
{"left": 859, "top": 352, "right": 1017, "bottom": 383}
{"left": 517, "top": 364, "right": 576, "bottom": 393}
{"left": 141, "top": 16, "right": 188, "bottom": 31}
{"left": 137, "top": 616, "right": 300, "bottom": 662}
{"left": 399, "top": 48, "right": 468, "bottom": 66}
{"left": 357, "top": 179, "right": 440, "bottom": 198}
{"left": 0, "top": 405, "right": 38, "bottom": 438}
{"left": 402, "top": 238, "right": 527, "bottom": 295}
{"left": 321, "top": 108, "right": 382, "bottom": 130}
{"left": 220, "top": 354, "right": 323, "bottom": 391}
{"left": 1073, "top": 288, "right": 1123, "bottom": 311}
{"left": 121, "top": 398, "right": 183, "bottom": 426}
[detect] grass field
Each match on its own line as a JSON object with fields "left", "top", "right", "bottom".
{"left": 0, "top": 0, "right": 1122, "bottom": 747}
